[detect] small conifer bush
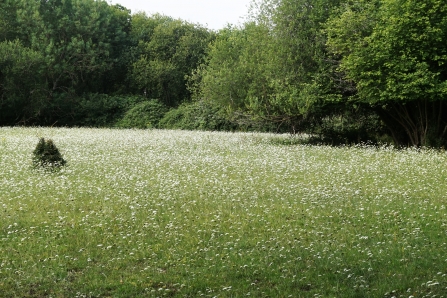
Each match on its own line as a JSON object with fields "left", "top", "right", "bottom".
{"left": 32, "top": 138, "right": 66, "bottom": 169}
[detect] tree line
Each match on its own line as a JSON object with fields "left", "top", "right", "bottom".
{"left": 1, "top": 0, "right": 446, "bottom": 147}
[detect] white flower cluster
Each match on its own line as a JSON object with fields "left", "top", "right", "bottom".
{"left": 1, "top": 127, "right": 446, "bottom": 297}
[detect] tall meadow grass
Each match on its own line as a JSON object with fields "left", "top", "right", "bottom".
{"left": 1, "top": 127, "right": 447, "bottom": 297}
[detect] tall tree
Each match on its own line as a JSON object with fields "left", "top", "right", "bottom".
{"left": 130, "top": 14, "right": 214, "bottom": 106}
{"left": 0, "top": 0, "right": 21, "bottom": 41}
{"left": 194, "top": 23, "right": 274, "bottom": 118}
{"left": 0, "top": 40, "right": 46, "bottom": 125}
{"left": 326, "top": 0, "right": 447, "bottom": 146}
{"left": 94, "top": 4, "right": 133, "bottom": 94}
{"left": 196, "top": 0, "right": 344, "bottom": 132}
{"left": 1, "top": 0, "right": 131, "bottom": 124}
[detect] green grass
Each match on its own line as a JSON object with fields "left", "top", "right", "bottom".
{"left": 1, "top": 127, "right": 447, "bottom": 297}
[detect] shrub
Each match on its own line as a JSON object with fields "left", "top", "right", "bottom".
{"left": 159, "top": 99, "right": 237, "bottom": 131}
{"left": 308, "top": 108, "right": 387, "bottom": 145}
{"left": 76, "top": 94, "right": 146, "bottom": 127}
{"left": 32, "top": 138, "right": 66, "bottom": 169}
{"left": 116, "top": 100, "right": 168, "bottom": 129}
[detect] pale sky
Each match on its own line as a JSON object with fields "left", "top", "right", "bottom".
{"left": 109, "top": 0, "right": 253, "bottom": 30}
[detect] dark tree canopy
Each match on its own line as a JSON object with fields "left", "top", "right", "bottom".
{"left": 130, "top": 13, "right": 215, "bottom": 106}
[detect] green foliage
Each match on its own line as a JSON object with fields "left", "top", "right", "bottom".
{"left": 256, "top": 0, "right": 346, "bottom": 123}
{"left": 100, "top": 4, "right": 134, "bottom": 95}
{"left": 325, "top": 0, "right": 380, "bottom": 58}
{"left": 116, "top": 99, "right": 168, "bottom": 129}
{"left": 326, "top": 0, "right": 447, "bottom": 146}
{"left": 0, "top": 0, "right": 21, "bottom": 41}
{"left": 0, "top": 2, "right": 214, "bottom": 127}
{"left": 309, "top": 108, "right": 387, "bottom": 145}
{"left": 0, "top": 0, "right": 133, "bottom": 125}
{"left": 74, "top": 94, "right": 144, "bottom": 127}
{"left": 27, "top": 0, "right": 124, "bottom": 85}
{"left": 159, "top": 99, "right": 237, "bottom": 131}
{"left": 130, "top": 14, "right": 215, "bottom": 106}
{"left": 337, "top": 0, "right": 447, "bottom": 105}
{"left": 0, "top": 40, "right": 46, "bottom": 125}
{"left": 193, "top": 23, "right": 298, "bottom": 131}
{"left": 3, "top": 0, "right": 447, "bottom": 147}
{"left": 196, "top": 24, "right": 269, "bottom": 110}
{"left": 195, "top": 0, "right": 345, "bottom": 133}
{"left": 32, "top": 138, "right": 66, "bottom": 169}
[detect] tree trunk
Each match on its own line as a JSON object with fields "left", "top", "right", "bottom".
{"left": 377, "top": 100, "right": 447, "bottom": 147}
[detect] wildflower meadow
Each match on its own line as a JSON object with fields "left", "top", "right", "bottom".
{"left": 1, "top": 127, "right": 447, "bottom": 297}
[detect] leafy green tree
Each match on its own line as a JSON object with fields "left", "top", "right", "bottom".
{"left": 1, "top": 0, "right": 131, "bottom": 125}
{"left": 195, "top": 0, "right": 344, "bottom": 132}
{"left": 194, "top": 25, "right": 255, "bottom": 105}
{"left": 95, "top": 4, "right": 133, "bottom": 94}
{"left": 0, "top": 0, "right": 21, "bottom": 41}
{"left": 130, "top": 14, "right": 214, "bottom": 106}
{"left": 254, "top": 0, "right": 346, "bottom": 129}
{"left": 326, "top": 0, "right": 447, "bottom": 146}
{"left": 0, "top": 40, "right": 46, "bottom": 125}
{"left": 194, "top": 23, "right": 274, "bottom": 120}
{"left": 33, "top": 0, "right": 120, "bottom": 90}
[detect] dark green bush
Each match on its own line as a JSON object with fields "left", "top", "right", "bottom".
{"left": 116, "top": 99, "right": 168, "bottom": 129}
{"left": 159, "top": 99, "right": 237, "bottom": 131}
{"left": 32, "top": 138, "right": 66, "bottom": 169}
{"left": 76, "top": 94, "right": 145, "bottom": 127}
{"left": 228, "top": 111, "right": 291, "bottom": 133}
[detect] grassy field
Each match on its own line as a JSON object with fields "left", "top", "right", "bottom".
{"left": 1, "top": 127, "right": 447, "bottom": 297}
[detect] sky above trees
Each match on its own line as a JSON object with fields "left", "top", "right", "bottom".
{"left": 109, "top": 0, "right": 252, "bottom": 30}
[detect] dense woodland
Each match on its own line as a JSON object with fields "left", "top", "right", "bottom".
{"left": 1, "top": 0, "right": 446, "bottom": 146}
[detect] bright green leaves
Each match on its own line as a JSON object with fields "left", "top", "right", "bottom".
{"left": 195, "top": 0, "right": 344, "bottom": 131}
{"left": 325, "top": 0, "right": 380, "bottom": 57}
{"left": 326, "top": 0, "right": 447, "bottom": 145}
{"left": 200, "top": 24, "right": 255, "bottom": 112}
{"left": 197, "top": 24, "right": 271, "bottom": 114}
{"left": 327, "top": 0, "right": 447, "bottom": 105}
{"left": 368, "top": 0, "right": 447, "bottom": 102}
